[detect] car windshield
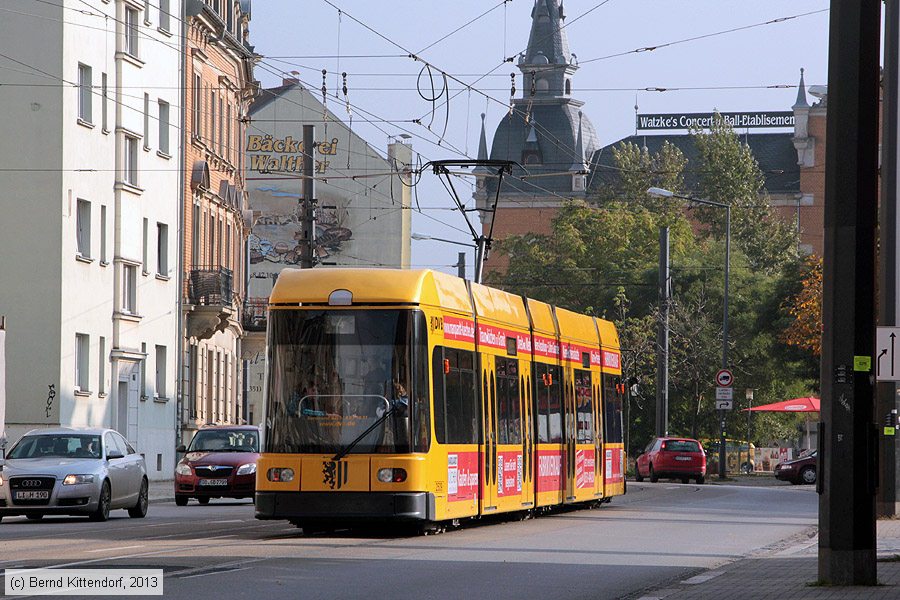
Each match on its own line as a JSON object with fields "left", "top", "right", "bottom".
{"left": 7, "top": 434, "right": 102, "bottom": 459}
{"left": 188, "top": 430, "right": 259, "bottom": 452}
{"left": 665, "top": 440, "right": 701, "bottom": 453}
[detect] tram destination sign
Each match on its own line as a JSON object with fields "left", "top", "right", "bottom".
{"left": 636, "top": 111, "right": 795, "bottom": 131}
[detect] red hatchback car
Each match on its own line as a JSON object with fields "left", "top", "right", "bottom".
{"left": 174, "top": 425, "right": 260, "bottom": 506}
{"left": 635, "top": 437, "right": 707, "bottom": 484}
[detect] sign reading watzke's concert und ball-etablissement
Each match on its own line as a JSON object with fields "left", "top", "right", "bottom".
{"left": 636, "top": 111, "right": 795, "bottom": 131}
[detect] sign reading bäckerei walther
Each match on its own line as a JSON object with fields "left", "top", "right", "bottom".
{"left": 637, "top": 111, "right": 795, "bottom": 131}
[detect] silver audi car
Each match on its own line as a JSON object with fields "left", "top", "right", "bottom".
{"left": 0, "top": 428, "right": 148, "bottom": 522}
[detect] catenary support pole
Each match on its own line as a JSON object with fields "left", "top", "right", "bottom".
{"left": 656, "top": 227, "right": 669, "bottom": 438}
{"left": 878, "top": 0, "right": 899, "bottom": 519}
{"left": 456, "top": 252, "right": 466, "bottom": 280}
{"left": 300, "top": 125, "right": 317, "bottom": 269}
{"left": 818, "top": 0, "right": 880, "bottom": 585}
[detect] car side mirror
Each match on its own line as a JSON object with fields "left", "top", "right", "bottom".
{"left": 176, "top": 444, "right": 186, "bottom": 453}
{"left": 107, "top": 450, "right": 125, "bottom": 460}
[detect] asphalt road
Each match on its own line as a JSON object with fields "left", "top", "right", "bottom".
{"left": 0, "top": 482, "right": 817, "bottom": 600}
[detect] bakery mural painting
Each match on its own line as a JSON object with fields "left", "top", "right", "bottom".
{"left": 248, "top": 202, "right": 353, "bottom": 265}
{"left": 247, "top": 135, "right": 339, "bottom": 175}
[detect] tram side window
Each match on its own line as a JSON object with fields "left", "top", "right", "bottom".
{"left": 602, "top": 374, "right": 624, "bottom": 444}
{"left": 495, "top": 357, "right": 521, "bottom": 445}
{"left": 432, "top": 346, "right": 478, "bottom": 444}
{"left": 535, "top": 363, "right": 563, "bottom": 443}
{"left": 574, "top": 369, "right": 593, "bottom": 443}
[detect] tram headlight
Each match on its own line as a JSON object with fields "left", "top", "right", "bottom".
{"left": 267, "top": 467, "right": 294, "bottom": 483}
{"left": 377, "top": 468, "right": 407, "bottom": 483}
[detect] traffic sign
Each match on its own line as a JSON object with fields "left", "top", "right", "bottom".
{"left": 716, "top": 400, "right": 734, "bottom": 410}
{"left": 715, "top": 387, "right": 733, "bottom": 400}
{"left": 876, "top": 327, "right": 900, "bottom": 381}
{"left": 715, "top": 369, "right": 734, "bottom": 387}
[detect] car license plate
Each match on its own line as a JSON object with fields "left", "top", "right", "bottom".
{"left": 675, "top": 456, "right": 692, "bottom": 462}
{"left": 15, "top": 491, "right": 49, "bottom": 500}
{"left": 199, "top": 478, "right": 228, "bottom": 486}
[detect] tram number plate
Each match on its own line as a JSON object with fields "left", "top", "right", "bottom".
{"left": 199, "top": 479, "right": 228, "bottom": 486}
{"left": 15, "top": 491, "right": 50, "bottom": 500}
{"left": 674, "top": 456, "right": 692, "bottom": 462}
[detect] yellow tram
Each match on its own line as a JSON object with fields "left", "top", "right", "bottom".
{"left": 254, "top": 268, "right": 626, "bottom": 530}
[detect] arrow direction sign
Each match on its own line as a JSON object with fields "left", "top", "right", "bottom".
{"left": 876, "top": 327, "right": 900, "bottom": 381}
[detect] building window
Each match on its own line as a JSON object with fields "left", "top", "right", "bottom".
{"left": 75, "top": 333, "right": 90, "bottom": 392}
{"left": 98, "top": 336, "right": 106, "bottom": 395}
{"left": 155, "top": 345, "right": 167, "bottom": 398}
{"left": 101, "top": 72, "right": 108, "bottom": 131}
{"left": 141, "top": 342, "right": 147, "bottom": 398}
{"left": 210, "top": 90, "right": 216, "bottom": 148}
{"left": 217, "top": 217, "right": 222, "bottom": 266}
{"left": 143, "top": 93, "right": 150, "bottom": 149}
{"left": 158, "top": 100, "right": 169, "bottom": 155}
{"left": 209, "top": 214, "right": 215, "bottom": 264}
{"left": 225, "top": 224, "right": 231, "bottom": 270}
{"left": 192, "top": 203, "right": 200, "bottom": 267}
{"left": 226, "top": 103, "right": 232, "bottom": 163}
{"left": 142, "top": 218, "right": 149, "bottom": 274}
{"left": 124, "top": 135, "right": 138, "bottom": 185}
{"left": 143, "top": 0, "right": 151, "bottom": 24}
{"left": 77, "top": 63, "right": 92, "bottom": 123}
{"left": 157, "top": 222, "right": 168, "bottom": 276}
{"left": 192, "top": 74, "right": 201, "bottom": 138}
{"left": 100, "top": 204, "right": 107, "bottom": 263}
{"left": 125, "top": 7, "right": 139, "bottom": 57}
{"left": 76, "top": 199, "right": 91, "bottom": 258}
{"left": 218, "top": 96, "right": 224, "bottom": 154}
{"left": 123, "top": 264, "right": 137, "bottom": 314}
{"left": 159, "top": 0, "right": 171, "bottom": 32}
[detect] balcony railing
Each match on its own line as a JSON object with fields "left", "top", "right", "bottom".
{"left": 187, "top": 267, "right": 234, "bottom": 307}
{"left": 243, "top": 297, "right": 268, "bottom": 332}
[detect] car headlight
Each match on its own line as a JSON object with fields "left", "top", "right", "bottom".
{"left": 175, "top": 463, "right": 193, "bottom": 476}
{"left": 63, "top": 474, "right": 95, "bottom": 485}
{"left": 0, "top": 474, "right": 4, "bottom": 486}
{"left": 236, "top": 463, "right": 257, "bottom": 476}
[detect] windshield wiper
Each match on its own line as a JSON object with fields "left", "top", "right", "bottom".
{"left": 331, "top": 402, "right": 397, "bottom": 463}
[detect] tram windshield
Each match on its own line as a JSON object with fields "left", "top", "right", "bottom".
{"left": 265, "top": 309, "right": 429, "bottom": 454}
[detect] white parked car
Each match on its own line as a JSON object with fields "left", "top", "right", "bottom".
{"left": 0, "top": 428, "right": 148, "bottom": 522}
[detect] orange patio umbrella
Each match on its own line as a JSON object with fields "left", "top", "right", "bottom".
{"left": 744, "top": 397, "right": 820, "bottom": 448}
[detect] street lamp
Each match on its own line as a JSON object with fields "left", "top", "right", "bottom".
{"left": 647, "top": 186, "right": 731, "bottom": 480}
{"left": 411, "top": 233, "right": 476, "bottom": 280}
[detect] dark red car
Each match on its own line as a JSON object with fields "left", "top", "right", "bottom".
{"left": 635, "top": 437, "right": 707, "bottom": 484}
{"left": 774, "top": 450, "right": 817, "bottom": 484}
{"left": 174, "top": 425, "right": 260, "bottom": 506}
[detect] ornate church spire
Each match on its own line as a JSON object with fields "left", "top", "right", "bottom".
{"left": 518, "top": 0, "right": 577, "bottom": 97}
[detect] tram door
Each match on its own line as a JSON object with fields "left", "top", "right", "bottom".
{"left": 519, "top": 361, "right": 535, "bottom": 508}
{"left": 480, "top": 354, "right": 498, "bottom": 513}
{"left": 564, "top": 361, "right": 577, "bottom": 503}
{"left": 593, "top": 374, "right": 605, "bottom": 498}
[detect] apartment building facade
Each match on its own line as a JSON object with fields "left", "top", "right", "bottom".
{"left": 0, "top": 0, "right": 183, "bottom": 479}
{"left": 179, "top": 0, "right": 256, "bottom": 442}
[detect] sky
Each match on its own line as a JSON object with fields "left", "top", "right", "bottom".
{"left": 249, "top": 0, "right": 831, "bottom": 278}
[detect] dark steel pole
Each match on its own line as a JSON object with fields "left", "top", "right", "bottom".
{"left": 456, "top": 252, "right": 466, "bottom": 280}
{"left": 818, "top": 0, "right": 880, "bottom": 585}
{"left": 656, "top": 227, "right": 670, "bottom": 437}
{"left": 878, "top": 0, "right": 900, "bottom": 519}
{"left": 300, "top": 125, "right": 316, "bottom": 269}
{"left": 718, "top": 205, "right": 731, "bottom": 480}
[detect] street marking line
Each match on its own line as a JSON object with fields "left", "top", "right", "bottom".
{"left": 179, "top": 566, "right": 253, "bottom": 580}
{"left": 84, "top": 545, "right": 143, "bottom": 554}
{"left": 681, "top": 570, "right": 725, "bottom": 584}
{"left": 210, "top": 519, "right": 245, "bottom": 524}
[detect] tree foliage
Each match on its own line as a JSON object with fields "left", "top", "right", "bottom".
{"left": 692, "top": 114, "right": 798, "bottom": 273}
{"left": 780, "top": 255, "right": 823, "bottom": 357}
